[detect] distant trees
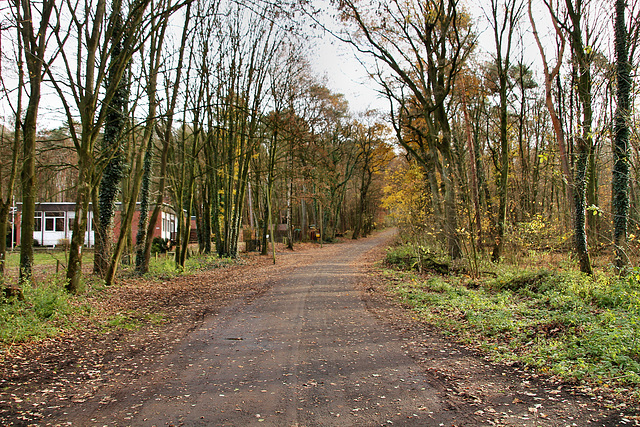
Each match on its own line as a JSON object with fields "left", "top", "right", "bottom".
{"left": 339, "top": 0, "right": 475, "bottom": 259}
{"left": 347, "top": 0, "right": 638, "bottom": 270}
{"left": 352, "top": 113, "right": 394, "bottom": 240}
{"left": 2, "top": 0, "right": 639, "bottom": 292}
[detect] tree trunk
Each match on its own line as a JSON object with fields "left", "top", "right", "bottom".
{"left": 135, "top": 141, "right": 153, "bottom": 273}
{"left": 437, "top": 110, "right": 461, "bottom": 260}
{"left": 353, "top": 169, "right": 372, "bottom": 240}
{"left": 492, "top": 76, "right": 509, "bottom": 262}
{"left": 66, "top": 165, "right": 92, "bottom": 293}
{"left": 461, "top": 84, "right": 482, "bottom": 248}
{"left": 95, "top": 13, "right": 128, "bottom": 277}
{"left": 574, "top": 137, "right": 593, "bottom": 274}
{"left": 286, "top": 179, "right": 294, "bottom": 249}
{"left": 140, "top": 3, "right": 191, "bottom": 272}
{"left": 613, "top": 0, "right": 630, "bottom": 270}
{"left": 565, "top": 0, "right": 594, "bottom": 274}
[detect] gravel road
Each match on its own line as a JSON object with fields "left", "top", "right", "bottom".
{"left": 6, "top": 229, "right": 637, "bottom": 426}
{"left": 107, "top": 229, "right": 454, "bottom": 425}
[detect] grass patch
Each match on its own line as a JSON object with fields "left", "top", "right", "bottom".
{"left": 3, "top": 250, "right": 93, "bottom": 269}
{"left": 139, "top": 252, "right": 238, "bottom": 279}
{"left": 383, "top": 261, "right": 640, "bottom": 398}
{"left": 101, "top": 311, "right": 143, "bottom": 332}
{"left": 1, "top": 251, "right": 241, "bottom": 351}
{"left": 0, "top": 277, "right": 78, "bottom": 346}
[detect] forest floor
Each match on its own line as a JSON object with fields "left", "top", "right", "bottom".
{"left": 1, "top": 229, "right": 639, "bottom": 426}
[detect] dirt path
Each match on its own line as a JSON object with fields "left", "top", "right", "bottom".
{"left": 2, "top": 230, "right": 637, "bottom": 426}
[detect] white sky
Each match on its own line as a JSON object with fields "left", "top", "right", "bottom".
{"left": 0, "top": 0, "right": 622, "bottom": 130}
{"left": 307, "top": 0, "right": 618, "bottom": 117}
{"left": 310, "top": 35, "right": 387, "bottom": 114}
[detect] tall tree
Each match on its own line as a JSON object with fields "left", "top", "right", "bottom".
{"left": 14, "top": 0, "right": 55, "bottom": 284}
{"left": 613, "top": 0, "right": 631, "bottom": 270}
{"left": 105, "top": 0, "right": 183, "bottom": 285}
{"left": 556, "top": 0, "right": 599, "bottom": 274}
{"left": 529, "top": 0, "right": 595, "bottom": 274}
{"left": 134, "top": 0, "right": 173, "bottom": 274}
{"left": 203, "top": 1, "right": 284, "bottom": 257}
{"left": 95, "top": 11, "right": 129, "bottom": 277}
{"left": 48, "top": 0, "right": 152, "bottom": 292}
{"left": 485, "top": 0, "right": 525, "bottom": 262}
{"left": 338, "top": 0, "right": 474, "bottom": 259}
{"left": 139, "top": 1, "right": 192, "bottom": 272}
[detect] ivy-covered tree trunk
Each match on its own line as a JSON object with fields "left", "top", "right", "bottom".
{"left": 105, "top": 138, "right": 149, "bottom": 285}
{"left": 135, "top": 143, "right": 153, "bottom": 273}
{"left": 95, "top": 13, "right": 128, "bottom": 278}
{"left": 134, "top": 4, "right": 167, "bottom": 274}
{"left": 574, "top": 137, "right": 593, "bottom": 274}
{"left": 613, "top": 0, "right": 631, "bottom": 270}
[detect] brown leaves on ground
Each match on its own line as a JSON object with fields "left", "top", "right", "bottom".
{"left": 0, "top": 244, "right": 317, "bottom": 425}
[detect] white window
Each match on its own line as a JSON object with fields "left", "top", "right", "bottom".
{"left": 45, "top": 212, "right": 65, "bottom": 232}
{"left": 34, "top": 212, "right": 42, "bottom": 232}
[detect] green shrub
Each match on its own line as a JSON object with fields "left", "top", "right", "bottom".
{"left": 151, "top": 237, "right": 170, "bottom": 254}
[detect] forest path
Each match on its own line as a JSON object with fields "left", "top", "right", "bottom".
{"left": 84, "top": 229, "right": 458, "bottom": 426}
{"left": 4, "top": 229, "right": 634, "bottom": 426}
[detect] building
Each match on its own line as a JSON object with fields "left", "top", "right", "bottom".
{"left": 13, "top": 202, "right": 177, "bottom": 248}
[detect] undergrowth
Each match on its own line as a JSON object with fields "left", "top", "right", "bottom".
{"left": 0, "top": 252, "right": 241, "bottom": 350}
{"left": 143, "top": 253, "right": 238, "bottom": 278}
{"left": 0, "top": 276, "right": 78, "bottom": 347}
{"left": 384, "top": 243, "right": 640, "bottom": 400}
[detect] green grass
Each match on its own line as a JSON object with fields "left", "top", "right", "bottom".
{"left": 140, "top": 252, "right": 237, "bottom": 278}
{"left": 1, "top": 250, "right": 240, "bottom": 350}
{"left": 0, "top": 276, "right": 78, "bottom": 346}
{"left": 384, "top": 245, "right": 640, "bottom": 398}
{"left": 3, "top": 250, "right": 92, "bottom": 268}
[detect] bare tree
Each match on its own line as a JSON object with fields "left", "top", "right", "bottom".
{"left": 13, "top": 0, "right": 56, "bottom": 285}
{"left": 338, "top": 0, "right": 475, "bottom": 259}
{"left": 137, "top": 1, "right": 192, "bottom": 273}
{"left": 202, "top": 0, "right": 285, "bottom": 257}
{"left": 48, "top": 0, "right": 152, "bottom": 292}
{"left": 484, "top": 0, "right": 525, "bottom": 262}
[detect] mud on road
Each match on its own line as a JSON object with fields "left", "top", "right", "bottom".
{"left": 1, "top": 229, "right": 638, "bottom": 426}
